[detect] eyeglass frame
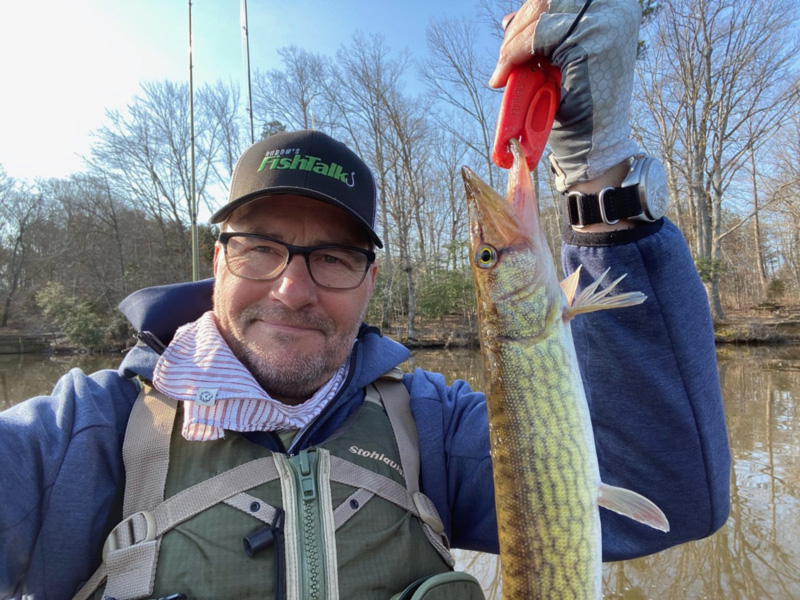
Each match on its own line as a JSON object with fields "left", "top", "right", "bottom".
{"left": 218, "top": 231, "right": 377, "bottom": 290}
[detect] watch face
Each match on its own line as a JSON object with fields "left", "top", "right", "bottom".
{"left": 640, "top": 158, "right": 668, "bottom": 220}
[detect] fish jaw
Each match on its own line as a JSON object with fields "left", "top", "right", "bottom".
{"left": 461, "top": 139, "right": 564, "bottom": 342}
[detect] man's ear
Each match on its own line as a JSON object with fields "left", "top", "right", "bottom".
{"left": 365, "top": 262, "right": 378, "bottom": 296}
{"left": 213, "top": 242, "right": 222, "bottom": 276}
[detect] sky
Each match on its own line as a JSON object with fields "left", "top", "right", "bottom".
{"left": 0, "top": 0, "right": 494, "bottom": 183}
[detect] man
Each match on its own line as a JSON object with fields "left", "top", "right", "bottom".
{"left": 0, "top": 1, "right": 730, "bottom": 598}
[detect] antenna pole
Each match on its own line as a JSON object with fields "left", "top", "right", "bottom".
{"left": 189, "top": 0, "right": 199, "bottom": 280}
{"left": 241, "top": 0, "right": 255, "bottom": 143}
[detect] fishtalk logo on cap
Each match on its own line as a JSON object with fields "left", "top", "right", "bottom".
{"left": 257, "top": 151, "right": 356, "bottom": 188}
{"left": 209, "top": 129, "right": 382, "bottom": 248}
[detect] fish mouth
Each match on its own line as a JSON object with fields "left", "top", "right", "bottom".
{"left": 462, "top": 166, "right": 526, "bottom": 250}
{"left": 463, "top": 138, "right": 563, "bottom": 329}
{"left": 462, "top": 138, "right": 544, "bottom": 256}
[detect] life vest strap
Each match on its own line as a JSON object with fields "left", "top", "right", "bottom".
{"left": 73, "top": 371, "right": 455, "bottom": 599}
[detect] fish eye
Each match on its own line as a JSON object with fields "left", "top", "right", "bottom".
{"left": 475, "top": 245, "right": 497, "bottom": 269}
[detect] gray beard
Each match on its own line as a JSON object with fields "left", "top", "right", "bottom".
{"left": 229, "top": 331, "right": 349, "bottom": 404}
{"left": 217, "top": 303, "right": 363, "bottom": 405}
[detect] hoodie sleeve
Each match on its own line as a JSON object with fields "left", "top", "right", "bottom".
{"left": 561, "top": 218, "right": 731, "bottom": 560}
{"left": 0, "top": 368, "right": 137, "bottom": 600}
{"left": 406, "top": 369, "right": 499, "bottom": 554}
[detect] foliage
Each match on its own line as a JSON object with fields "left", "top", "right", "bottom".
{"left": 36, "top": 283, "right": 105, "bottom": 349}
{"left": 695, "top": 257, "right": 727, "bottom": 284}
{"left": 637, "top": 0, "right": 661, "bottom": 56}
{"left": 36, "top": 283, "right": 132, "bottom": 350}
{"left": 768, "top": 278, "right": 786, "bottom": 300}
{"left": 639, "top": 0, "right": 660, "bottom": 21}
{"left": 416, "top": 268, "right": 475, "bottom": 321}
{"left": 366, "top": 264, "right": 408, "bottom": 327}
{"left": 260, "top": 120, "right": 286, "bottom": 140}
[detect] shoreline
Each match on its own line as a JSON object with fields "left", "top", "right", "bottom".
{"left": 4, "top": 307, "right": 800, "bottom": 355}
{"left": 713, "top": 305, "right": 800, "bottom": 345}
{"left": 401, "top": 308, "right": 800, "bottom": 348}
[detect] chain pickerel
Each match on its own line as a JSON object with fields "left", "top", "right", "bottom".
{"left": 462, "top": 139, "right": 669, "bottom": 600}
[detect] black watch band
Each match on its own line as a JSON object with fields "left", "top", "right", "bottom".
{"left": 566, "top": 186, "right": 642, "bottom": 227}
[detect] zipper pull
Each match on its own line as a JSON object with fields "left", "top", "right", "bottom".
{"left": 297, "top": 449, "right": 317, "bottom": 502}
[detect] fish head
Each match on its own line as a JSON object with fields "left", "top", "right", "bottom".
{"left": 462, "top": 139, "right": 563, "bottom": 340}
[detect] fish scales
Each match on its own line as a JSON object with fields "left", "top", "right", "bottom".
{"left": 482, "top": 270, "right": 599, "bottom": 599}
{"left": 489, "top": 333, "right": 599, "bottom": 599}
{"left": 462, "top": 139, "right": 667, "bottom": 599}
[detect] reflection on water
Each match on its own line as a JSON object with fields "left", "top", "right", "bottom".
{"left": 2, "top": 346, "right": 799, "bottom": 598}
{"left": 407, "top": 346, "right": 800, "bottom": 600}
{"left": 0, "top": 353, "right": 126, "bottom": 412}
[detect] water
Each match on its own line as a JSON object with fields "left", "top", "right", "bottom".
{"left": 412, "top": 346, "right": 800, "bottom": 600}
{"left": 2, "top": 346, "right": 798, "bottom": 598}
{"left": 0, "top": 353, "right": 124, "bottom": 412}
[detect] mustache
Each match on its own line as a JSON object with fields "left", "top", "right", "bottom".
{"left": 239, "top": 304, "right": 334, "bottom": 334}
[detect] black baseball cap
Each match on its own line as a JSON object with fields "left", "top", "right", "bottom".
{"left": 210, "top": 129, "right": 383, "bottom": 248}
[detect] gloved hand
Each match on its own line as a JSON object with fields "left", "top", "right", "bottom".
{"left": 489, "top": 0, "right": 641, "bottom": 190}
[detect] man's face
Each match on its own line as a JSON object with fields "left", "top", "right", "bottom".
{"left": 213, "top": 195, "right": 377, "bottom": 405}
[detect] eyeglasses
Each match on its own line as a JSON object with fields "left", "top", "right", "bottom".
{"left": 218, "top": 232, "right": 376, "bottom": 290}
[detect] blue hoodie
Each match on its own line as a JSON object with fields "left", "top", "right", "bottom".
{"left": 0, "top": 219, "right": 730, "bottom": 599}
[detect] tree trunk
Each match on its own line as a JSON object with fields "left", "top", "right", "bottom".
{"left": 749, "top": 149, "right": 770, "bottom": 298}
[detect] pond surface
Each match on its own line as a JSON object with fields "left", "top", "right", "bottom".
{"left": 0, "top": 353, "right": 123, "bottom": 412}
{"left": 2, "top": 345, "right": 798, "bottom": 598}
{"left": 411, "top": 346, "right": 800, "bottom": 600}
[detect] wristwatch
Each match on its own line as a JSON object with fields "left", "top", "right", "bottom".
{"left": 565, "top": 156, "right": 669, "bottom": 227}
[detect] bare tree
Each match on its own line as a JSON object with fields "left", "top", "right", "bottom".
{"left": 201, "top": 79, "right": 248, "bottom": 188}
{"left": 0, "top": 184, "right": 41, "bottom": 327}
{"left": 61, "top": 174, "right": 134, "bottom": 302}
{"left": 327, "top": 33, "right": 412, "bottom": 330}
{"left": 747, "top": 142, "right": 770, "bottom": 298}
{"left": 252, "top": 46, "right": 333, "bottom": 132}
{"left": 634, "top": 0, "right": 800, "bottom": 319}
{"left": 89, "top": 80, "right": 232, "bottom": 275}
{"left": 420, "top": 16, "right": 501, "bottom": 187}
{"left": 429, "top": 130, "right": 469, "bottom": 271}
{"left": 762, "top": 94, "right": 800, "bottom": 294}
{"left": 381, "top": 91, "right": 434, "bottom": 340}
{"left": 774, "top": 94, "right": 800, "bottom": 198}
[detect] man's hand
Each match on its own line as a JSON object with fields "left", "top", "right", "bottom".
{"left": 490, "top": 0, "right": 642, "bottom": 192}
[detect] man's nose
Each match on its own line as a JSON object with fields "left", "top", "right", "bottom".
{"left": 269, "top": 255, "right": 318, "bottom": 309}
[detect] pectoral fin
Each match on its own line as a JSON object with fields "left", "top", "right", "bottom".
{"left": 560, "top": 267, "right": 582, "bottom": 306}
{"left": 564, "top": 268, "right": 647, "bottom": 320}
{"left": 598, "top": 482, "right": 670, "bottom": 532}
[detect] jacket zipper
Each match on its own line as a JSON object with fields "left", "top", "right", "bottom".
{"left": 289, "top": 448, "right": 326, "bottom": 599}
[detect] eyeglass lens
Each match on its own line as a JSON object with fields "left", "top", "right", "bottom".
{"left": 224, "top": 235, "right": 370, "bottom": 289}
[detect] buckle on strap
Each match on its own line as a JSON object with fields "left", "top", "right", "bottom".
{"left": 597, "top": 187, "right": 620, "bottom": 225}
{"left": 412, "top": 492, "right": 444, "bottom": 535}
{"left": 567, "top": 187, "right": 620, "bottom": 228}
{"left": 102, "top": 510, "right": 157, "bottom": 559}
